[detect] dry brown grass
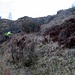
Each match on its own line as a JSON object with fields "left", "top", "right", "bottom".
{"left": 0, "top": 60, "right": 11, "bottom": 75}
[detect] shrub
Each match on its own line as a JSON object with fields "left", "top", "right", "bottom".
{"left": 22, "top": 21, "right": 40, "bottom": 33}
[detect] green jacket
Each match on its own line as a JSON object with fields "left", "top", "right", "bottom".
{"left": 4, "top": 31, "right": 12, "bottom": 36}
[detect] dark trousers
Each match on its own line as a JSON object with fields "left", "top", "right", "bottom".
{"left": 5, "top": 36, "right": 9, "bottom": 40}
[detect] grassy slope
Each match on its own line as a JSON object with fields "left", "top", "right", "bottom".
{"left": 0, "top": 33, "right": 75, "bottom": 75}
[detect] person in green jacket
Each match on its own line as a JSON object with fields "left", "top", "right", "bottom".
{"left": 4, "top": 31, "right": 12, "bottom": 39}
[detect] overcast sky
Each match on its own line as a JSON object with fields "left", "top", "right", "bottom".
{"left": 0, "top": 0, "right": 75, "bottom": 20}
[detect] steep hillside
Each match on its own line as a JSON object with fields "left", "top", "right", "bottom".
{"left": 0, "top": 7, "right": 75, "bottom": 75}
{"left": 0, "top": 15, "right": 53, "bottom": 44}
{"left": 1, "top": 7, "right": 75, "bottom": 35}
{"left": 0, "top": 15, "right": 53, "bottom": 34}
{"left": 41, "top": 7, "right": 75, "bottom": 34}
{"left": 0, "top": 30, "right": 75, "bottom": 75}
{"left": 43, "top": 18, "right": 75, "bottom": 48}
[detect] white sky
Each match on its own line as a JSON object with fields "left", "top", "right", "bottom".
{"left": 0, "top": 0, "right": 75, "bottom": 20}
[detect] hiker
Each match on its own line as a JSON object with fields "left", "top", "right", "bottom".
{"left": 4, "top": 31, "right": 12, "bottom": 40}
